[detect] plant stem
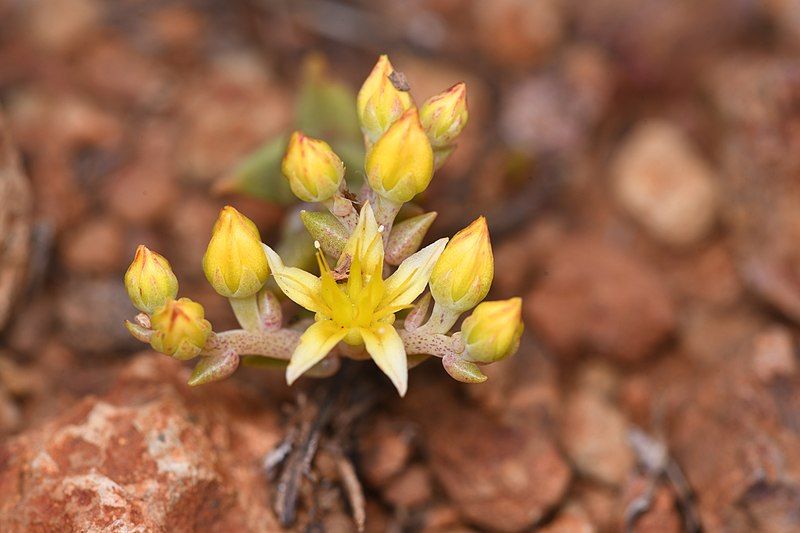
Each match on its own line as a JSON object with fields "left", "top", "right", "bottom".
{"left": 203, "top": 329, "right": 300, "bottom": 360}
{"left": 416, "top": 301, "right": 460, "bottom": 334}
{"left": 399, "top": 329, "right": 460, "bottom": 359}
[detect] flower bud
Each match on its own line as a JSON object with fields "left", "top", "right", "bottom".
{"left": 150, "top": 298, "right": 212, "bottom": 360}
{"left": 281, "top": 131, "right": 345, "bottom": 202}
{"left": 365, "top": 108, "right": 434, "bottom": 204}
{"left": 430, "top": 217, "right": 493, "bottom": 313}
{"left": 357, "top": 55, "right": 413, "bottom": 143}
{"left": 203, "top": 206, "right": 270, "bottom": 298}
{"left": 460, "top": 298, "right": 523, "bottom": 363}
{"left": 124, "top": 245, "right": 178, "bottom": 314}
{"left": 420, "top": 82, "right": 468, "bottom": 148}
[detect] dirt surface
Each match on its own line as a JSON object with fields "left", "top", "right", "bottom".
{"left": 2, "top": 0, "right": 800, "bottom": 531}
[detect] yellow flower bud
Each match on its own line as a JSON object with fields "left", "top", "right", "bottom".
{"left": 357, "top": 55, "right": 414, "bottom": 143}
{"left": 460, "top": 298, "right": 523, "bottom": 363}
{"left": 124, "top": 245, "right": 178, "bottom": 314}
{"left": 429, "top": 217, "right": 493, "bottom": 313}
{"left": 203, "top": 206, "right": 269, "bottom": 298}
{"left": 150, "top": 297, "right": 212, "bottom": 360}
{"left": 281, "top": 131, "right": 345, "bottom": 202}
{"left": 365, "top": 108, "right": 434, "bottom": 204}
{"left": 420, "top": 82, "right": 468, "bottom": 148}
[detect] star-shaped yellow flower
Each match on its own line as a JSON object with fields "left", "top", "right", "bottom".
{"left": 263, "top": 203, "right": 447, "bottom": 395}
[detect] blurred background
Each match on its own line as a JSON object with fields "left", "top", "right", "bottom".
{"left": 2, "top": 0, "right": 800, "bottom": 531}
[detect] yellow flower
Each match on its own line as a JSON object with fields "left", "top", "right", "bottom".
{"left": 203, "top": 206, "right": 270, "bottom": 298}
{"left": 124, "top": 245, "right": 178, "bottom": 314}
{"left": 420, "top": 82, "right": 468, "bottom": 148}
{"left": 429, "top": 216, "right": 493, "bottom": 313}
{"left": 264, "top": 203, "right": 447, "bottom": 396}
{"left": 365, "top": 108, "right": 434, "bottom": 204}
{"left": 150, "top": 297, "right": 212, "bottom": 360}
{"left": 460, "top": 298, "right": 523, "bottom": 363}
{"left": 357, "top": 55, "right": 414, "bottom": 143}
{"left": 282, "top": 131, "right": 345, "bottom": 202}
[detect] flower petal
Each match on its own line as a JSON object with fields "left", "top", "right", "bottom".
{"left": 343, "top": 202, "right": 383, "bottom": 275}
{"left": 382, "top": 238, "right": 448, "bottom": 309}
{"left": 286, "top": 320, "right": 347, "bottom": 385}
{"left": 360, "top": 324, "right": 408, "bottom": 396}
{"left": 263, "top": 244, "right": 324, "bottom": 314}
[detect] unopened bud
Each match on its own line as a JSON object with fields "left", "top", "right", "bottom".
{"left": 420, "top": 82, "right": 468, "bottom": 149}
{"left": 365, "top": 108, "right": 433, "bottom": 205}
{"left": 430, "top": 217, "right": 493, "bottom": 313}
{"left": 203, "top": 206, "right": 270, "bottom": 298}
{"left": 124, "top": 245, "right": 178, "bottom": 314}
{"left": 150, "top": 298, "right": 212, "bottom": 360}
{"left": 282, "top": 131, "right": 345, "bottom": 202}
{"left": 460, "top": 298, "right": 523, "bottom": 363}
{"left": 357, "top": 55, "right": 414, "bottom": 143}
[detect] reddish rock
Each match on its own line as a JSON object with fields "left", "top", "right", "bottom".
{"left": 622, "top": 478, "right": 682, "bottom": 533}
{"left": 472, "top": 0, "right": 564, "bottom": 68}
{"left": 0, "top": 354, "right": 283, "bottom": 532}
{"left": 405, "top": 381, "right": 570, "bottom": 532}
{"left": 612, "top": 120, "right": 718, "bottom": 247}
{"left": 383, "top": 464, "right": 433, "bottom": 509}
{"left": 177, "top": 55, "right": 291, "bottom": 183}
{"left": 0, "top": 110, "right": 32, "bottom": 330}
{"left": 669, "top": 336, "right": 800, "bottom": 531}
{"left": 526, "top": 236, "right": 676, "bottom": 362}
{"left": 358, "top": 417, "right": 414, "bottom": 488}
{"left": 538, "top": 510, "right": 594, "bottom": 533}
{"left": 752, "top": 326, "right": 797, "bottom": 383}
{"left": 561, "top": 390, "right": 634, "bottom": 486}
{"left": 104, "top": 129, "right": 180, "bottom": 227}
{"left": 60, "top": 216, "right": 126, "bottom": 275}
{"left": 499, "top": 45, "right": 613, "bottom": 156}
{"left": 25, "top": 0, "right": 101, "bottom": 51}
{"left": 57, "top": 278, "right": 139, "bottom": 353}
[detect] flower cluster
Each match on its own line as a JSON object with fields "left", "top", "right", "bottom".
{"left": 123, "top": 55, "right": 523, "bottom": 395}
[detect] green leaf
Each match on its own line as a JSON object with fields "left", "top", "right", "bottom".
{"left": 241, "top": 355, "right": 288, "bottom": 369}
{"left": 295, "top": 56, "right": 365, "bottom": 189}
{"left": 188, "top": 350, "right": 240, "bottom": 386}
{"left": 300, "top": 210, "right": 348, "bottom": 259}
{"left": 442, "top": 354, "right": 488, "bottom": 383}
{"left": 214, "top": 134, "right": 295, "bottom": 204}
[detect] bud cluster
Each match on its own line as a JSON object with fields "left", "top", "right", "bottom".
{"left": 121, "top": 55, "right": 523, "bottom": 393}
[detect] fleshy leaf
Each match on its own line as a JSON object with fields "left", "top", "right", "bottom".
{"left": 301, "top": 210, "right": 349, "bottom": 259}
{"left": 386, "top": 212, "right": 437, "bottom": 266}
{"left": 442, "top": 353, "right": 487, "bottom": 383}
{"left": 188, "top": 349, "right": 240, "bottom": 386}
{"left": 214, "top": 134, "right": 295, "bottom": 204}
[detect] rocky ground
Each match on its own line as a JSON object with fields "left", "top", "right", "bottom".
{"left": 2, "top": 0, "right": 800, "bottom": 531}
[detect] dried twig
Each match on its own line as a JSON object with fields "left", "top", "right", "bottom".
{"left": 626, "top": 427, "right": 701, "bottom": 533}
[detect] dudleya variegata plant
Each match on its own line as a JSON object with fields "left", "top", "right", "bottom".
{"left": 123, "top": 56, "right": 523, "bottom": 395}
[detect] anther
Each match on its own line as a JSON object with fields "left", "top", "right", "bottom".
{"left": 378, "top": 225, "right": 385, "bottom": 233}
{"left": 314, "top": 240, "right": 321, "bottom": 249}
